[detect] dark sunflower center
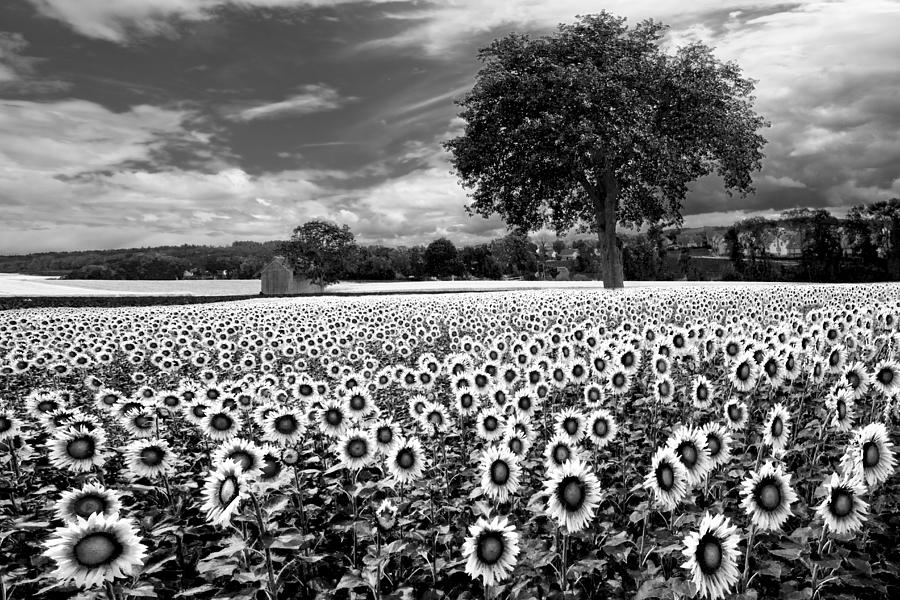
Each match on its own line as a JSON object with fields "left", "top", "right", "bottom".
{"left": 192, "top": 405, "right": 207, "bottom": 418}
{"left": 261, "top": 456, "right": 281, "bottom": 478}
{"left": 588, "top": 388, "right": 601, "bottom": 402}
{"left": 377, "top": 427, "right": 392, "bottom": 444}
{"left": 325, "top": 409, "right": 342, "bottom": 426}
{"left": 572, "top": 365, "right": 585, "bottom": 378}
{"left": 786, "top": 356, "right": 795, "bottom": 371}
{"left": 460, "top": 393, "right": 473, "bottom": 408}
{"left": 133, "top": 415, "right": 153, "bottom": 429}
{"left": 349, "top": 395, "right": 366, "bottom": 411}
{"left": 275, "top": 415, "right": 298, "bottom": 434}
{"left": 210, "top": 414, "right": 233, "bottom": 431}
{"left": 558, "top": 476, "right": 586, "bottom": 511}
{"left": 837, "top": 400, "right": 846, "bottom": 419}
{"left": 656, "top": 463, "right": 675, "bottom": 491}
{"left": 770, "top": 417, "right": 784, "bottom": 438}
{"left": 613, "top": 373, "right": 626, "bottom": 387}
{"left": 765, "top": 360, "right": 778, "bottom": 376}
{"left": 0, "top": 417, "right": 10, "bottom": 432}
{"left": 726, "top": 343, "right": 739, "bottom": 356}
{"left": 830, "top": 488, "right": 854, "bottom": 518}
{"left": 490, "top": 459, "right": 510, "bottom": 485}
{"left": 483, "top": 416, "right": 498, "bottom": 431}
{"left": 659, "top": 381, "right": 671, "bottom": 396}
{"left": 298, "top": 384, "right": 313, "bottom": 396}
{"left": 37, "top": 400, "right": 58, "bottom": 413}
{"left": 140, "top": 447, "right": 164, "bottom": 466}
{"left": 67, "top": 437, "right": 95, "bottom": 460}
{"left": 563, "top": 417, "right": 579, "bottom": 435}
{"left": 396, "top": 448, "right": 415, "bottom": 469}
{"left": 862, "top": 441, "right": 880, "bottom": 469}
{"left": 697, "top": 386, "right": 708, "bottom": 401}
{"left": 696, "top": 534, "right": 724, "bottom": 575}
{"left": 755, "top": 479, "right": 782, "bottom": 511}
{"left": 727, "top": 404, "right": 743, "bottom": 422}
{"left": 518, "top": 396, "right": 532, "bottom": 411}
{"left": 553, "top": 444, "right": 570, "bottom": 464}
{"left": 707, "top": 435, "right": 721, "bottom": 457}
{"left": 737, "top": 363, "right": 751, "bottom": 381}
{"left": 102, "top": 394, "right": 118, "bottom": 406}
{"left": 347, "top": 439, "right": 367, "bottom": 459}
{"left": 592, "top": 419, "right": 608, "bottom": 437}
{"left": 73, "top": 532, "right": 123, "bottom": 568}
{"left": 73, "top": 495, "right": 107, "bottom": 518}
{"left": 164, "top": 396, "right": 179, "bottom": 407}
{"left": 475, "top": 374, "right": 488, "bottom": 387}
{"left": 847, "top": 373, "right": 860, "bottom": 388}
{"left": 829, "top": 352, "right": 840, "bottom": 366}
{"left": 677, "top": 442, "right": 698, "bottom": 468}
{"left": 508, "top": 438, "right": 523, "bottom": 454}
{"left": 595, "top": 358, "right": 606, "bottom": 371}
{"left": 476, "top": 532, "right": 505, "bottom": 565}
{"left": 877, "top": 368, "right": 894, "bottom": 385}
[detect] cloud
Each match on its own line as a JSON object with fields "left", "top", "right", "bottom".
{"left": 228, "top": 84, "right": 352, "bottom": 121}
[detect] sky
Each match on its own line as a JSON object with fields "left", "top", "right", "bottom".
{"left": 1, "top": 0, "right": 899, "bottom": 253}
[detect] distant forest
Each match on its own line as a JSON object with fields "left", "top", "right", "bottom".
{"left": 1, "top": 199, "right": 898, "bottom": 283}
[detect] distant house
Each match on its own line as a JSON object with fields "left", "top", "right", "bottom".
{"left": 558, "top": 248, "right": 579, "bottom": 262}
{"left": 260, "top": 256, "right": 324, "bottom": 295}
{"left": 707, "top": 233, "right": 729, "bottom": 257}
{"left": 765, "top": 228, "right": 803, "bottom": 258}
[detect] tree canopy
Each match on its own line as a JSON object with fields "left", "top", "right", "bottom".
{"left": 445, "top": 12, "right": 768, "bottom": 287}
{"left": 280, "top": 220, "right": 356, "bottom": 288}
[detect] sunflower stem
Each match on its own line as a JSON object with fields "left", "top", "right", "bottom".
{"left": 161, "top": 473, "right": 173, "bottom": 508}
{"left": 559, "top": 530, "right": 568, "bottom": 594}
{"left": 741, "top": 523, "right": 757, "bottom": 594}
{"left": 105, "top": 581, "right": 118, "bottom": 600}
{"left": 249, "top": 491, "right": 278, "bottom": 600}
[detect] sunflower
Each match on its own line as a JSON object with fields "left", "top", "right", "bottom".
{"left": 701, "top": 423, "right": 733, "bottom": 470}
{"left": 315, "top": 398, "right": 350, "bottom": 439}
{"left": 653, "top": 376, "right": 676, "bottom": 405}
{"left": 667, "top": 425, "right": 712, "bottom": 487}
{"left": 43, "top": 513, "right": 146, "bottom": 588}
{"left": 55, "top": 483, "right": 122, "bottom": 522}
{"left": 256, "top": 445, "right": 291, "bottom": 492}
{"left": 420, "top": 401, "right": 450, "bottom": 436}
{"left": 0, "top": 407, "right": 22, "bottom": 441}
{"left": 740, "top": 461, "right": 798, "bottom": 532}
{"left": 48, "top": 426, "right": 107, "bottom": 473}
{"left": 124, "top": 438, "right": 175, "bottom": 480}
{"left": 583, "top": 383, "right": 605, "bottom": 409}
{"left": 182, "top": 398, "right": 213, "bottom": 427}
{"left": 760, "top": 351, "right": 786, "bottom": 389}
{"left": 815, "top": 472, "right": 869, "bottom": 535}
{"left": 841, "top": 362, "right": 870, "bottom": 401}
{"left": 212, "top": 438, "right": 264, "bottom": 475}
{"left": 825, "top": 390, "right": 856, "bottom": 432}
{"left": 371, "top": 418, "right": 402, "bottom": 455}
{"left": 462, "top": 515, "right": 521, "bottom": 587}
{"left": 544, "top": 433, "right": 582, "bottom": 471}
{"left": 723, "top": 399, "right": 749, "bottom": 431}
{"left": 544, "top": 459, "right": 601, "bottom": 533}
{"left": 825, "top": 344, "right": 847, "bottom": 374}
{"left": 386, "top": 437, "right": 428, "bottom": 484}
{"left": 407, "top": 394, "right": 430, "bottom": 421}
{"left": 121, "top": 407, "right": 157, "bottom": 439}
{"left": 871, "top": 359, "right": 900, "bottom": 397}
{"left": 480, "top": 445, "right": 522, "bottom": 503}
{"left": 691, "top": 376, "right": 715, "bottom": 409}
{"left": 555, "top": 407, "right": 587, "bottom": 444}
{"left": 841, "top": 422, "right": 896, "bottom": 488}
{"left": 607, "top": 367, "right": 632, "bottom": 396}
{"left": 586, "top": 408, "right": 618, "bottom": 449}
{"left": 475, "top": 408, "right": 505, "bottom": 442}
{"left": 202, "top": 459, "right": 250, "bottom": 527}
{"left": 762, "top": 403, "right": 792, "bottom": 454}
{"left": 645, "top": 447, "right": 689, "bottom": 511}
{"left": 345, "top": 388, "right": 376, "bottom": 421}
{"left": 201, "top": 404, "right": 242, "bottom": 442}
{"left": 503, "top": 429, "right": 531, "bottom": 459}
{"left": 681, "top": 513, "right": 741, "bottom": 600}
{"left": 455, "top": 387, "right": 479, "bottom": 416}
{"left": 337, "top": 427, "right": 375, "bottom": 471}
{"left": 262, "top": 407, "right": 306, "bottom": 446}
{"left": 511, "top": 389, "right": 540, "bottom": 419}
{"left": 728, "top": 354, "right": 759, "bottom": 393}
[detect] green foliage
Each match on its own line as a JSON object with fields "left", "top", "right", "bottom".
{"left": 280, "top": 220, "right": 357, "bottom": 287}
{"left": 423, "top": 238, "right": 464, "bottom": 278}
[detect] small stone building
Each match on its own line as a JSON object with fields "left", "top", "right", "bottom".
{"left": 260, "top": 256, "right": 324, "bottom": 295}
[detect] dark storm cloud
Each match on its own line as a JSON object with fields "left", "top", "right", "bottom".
{"left": 1, "top": 0, "right": 899, "bottom": 252}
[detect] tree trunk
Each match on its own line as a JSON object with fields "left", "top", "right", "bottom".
{"left": 596, "top": 171, "right": 625, "bottom": 289}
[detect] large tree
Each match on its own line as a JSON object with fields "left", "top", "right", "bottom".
{"left": 280, "top": 220, "right": 356, "bottom": 288}
{"left": 424, "top": 238, "right": 463, "bottom": 278}
{"left": 445, "top": 12, "right": 767, "bottom": 288}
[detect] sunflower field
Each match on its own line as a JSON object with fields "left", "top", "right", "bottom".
{"left": 1, "top": 284, "right": 899, "bottom": 600}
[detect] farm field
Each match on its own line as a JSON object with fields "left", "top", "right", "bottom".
{"left": 0, "top": 273, "right": 784, "bottom": 297}
{"left": 1, "top": 283, "right": 899, "bottom": 600}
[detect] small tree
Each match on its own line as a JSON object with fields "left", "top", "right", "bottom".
{"left": 445, "top": 12, "right": 767, "bottom": 288}
{"left": 280, "top": 220, "right": 356, "bottom": 288}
